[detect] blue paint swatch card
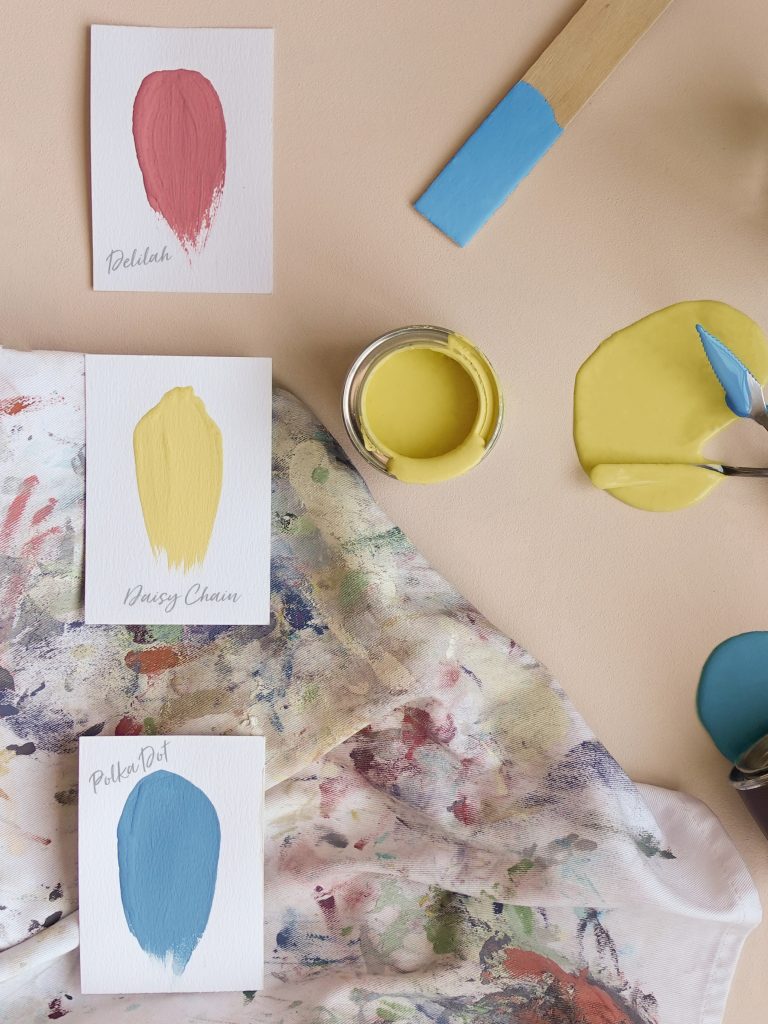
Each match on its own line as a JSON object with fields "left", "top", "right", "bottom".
{"left": 79, "top": 735, "right": 265, "bottom": 993}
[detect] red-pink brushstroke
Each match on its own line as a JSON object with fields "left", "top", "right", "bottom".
{"left": 1, "top": 475, "right": 38, "bottom": 544}
{"left": 0, "top": 477, "right": 63, "bottom": 639}
{"left": 132, "top": 69, "right": 226, "bottom": 254}
{"left": 0, "top": 395, "right": 64, "bottom": 417}
{"left": 0, "top": 396, "right": 36, "bottom": 416}
{"left": 31, "top": 498, "right": 57, "bottom": 526}
{"left": 21, "top": 525, "right": 62, "bottom": 560}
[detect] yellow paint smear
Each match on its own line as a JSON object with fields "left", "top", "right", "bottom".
{"left": 133, "top": 387, "right": 223, "bottom": 570}
{"left": 574, "top": 301, "right": 768, "bottom": 511}
{"left": 359, "top": 335, "right": 502, "bottom": 484}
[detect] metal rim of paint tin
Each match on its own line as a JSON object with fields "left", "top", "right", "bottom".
{"left": 341, "top": 325, "right": 504, "bottom": 483}
{"left": 730, "top": 734, "right": 768, "bottom": 790}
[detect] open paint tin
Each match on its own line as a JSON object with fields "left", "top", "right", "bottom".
{"left": 342, "top": 326, "right": 503, "bottom": 484}
{"left": 730, "top": 735, "right": 768, "bottom": 839}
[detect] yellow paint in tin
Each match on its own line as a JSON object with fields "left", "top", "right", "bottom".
{"left": 343, "top": 327, "right": 503, "bottom": 484}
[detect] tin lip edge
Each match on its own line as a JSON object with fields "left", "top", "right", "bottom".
{"left": 341, "top": 325, "right": 504, "bottom": 476}
{"left": 341, "top": 327, "right": 457, "bottom": 472}
{"left": 730, "top": 768, "right": 768, "bottom": 790}
{"left": 732, "top": 733, "right": 768, "bottom": 780}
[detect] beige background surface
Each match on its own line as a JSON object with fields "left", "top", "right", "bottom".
{"left": 2, "top": 0, "right": 768, "bottom": 1018}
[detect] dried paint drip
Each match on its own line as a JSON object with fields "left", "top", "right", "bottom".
{"left": 133, "top": 387, "right": 223, "bottom": 572}
{"left": 117, "top": 770, "right": 220, "bottom": 973}
{"left": 132, "top": 69, "right": 226, "bottom": 253}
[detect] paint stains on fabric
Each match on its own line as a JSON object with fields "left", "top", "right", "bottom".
{"left": 349, "top": 744, "right": 417, "bottom": 789}
{"left": 0, "top": 395, "right": 64, "bottom": 418}
{"left": 78, "top": 722, "right": 104, "bottom": 737}
{"left": 507, "top": 857, "right": 536, "bottom": 885}
{"left": 424, "top": 888, "right": 465, "bottom": 955}
{"left": 1, "top": 379, "right": 668, "bottom": 1021}
{"left": 402, "top": 706, "right": 456, "bottom": 759}
{"left": 115, "top": 715, "right": 144, "bottom": 736}
{"left": 318, "top": 772, "right": 354, "bottom": 819}
{"left": 2, "top": 695, "right": 76, "bottom": 756}
{"left": 281, "top": 588, "right": 323, "bottom": 633}
{"left": 31, "top": 498, "right": 56, "bottom": 526}
{"left": 0, "top": 667, "right": 16, "bottom": 718}
{"left": 338, "top": 569, "right": 368, "bottom": 609}
{"left": 1, "top": 475, "right": 39, "bottom": 543}
{"left": 157, "top": 689, "right": 236, "bottom": 733}
{"left": 314, "top": 886, "right": 337, "bottom": 926}
{"left": 546, "top": 740, "right": 633, "bottom": 792}
{"left": 448, "top": 794, "right": 479, "bottom": 826}
{"left": 503, "top": 947, "right": 635, "bottom": 1023}
{"left": 133, "top": 387, "right": 223, "bottom": 572}
{"left": 125, "top": 646, "right": 181, "bottom": 676}
{"left": 47, "top": 995, "right": 72, "bottom": 1020}
{"left": 513, "top": 905, "right": 534, "bottom": 935}
{"left": 7, "top": 741, "right": 36, "bottom": 755}
{"left": 49, "top": 882, "right": 63, "bottom": 901}
{"left": 126, "top": 624, "right": 184, "bottom": 646}
{"left": 28, "top": 910, "right": 62, "bottom": 932}
{"left": 321, "top": 830, "right": 349, "bottom": 849}
{"left": 1, "top": 396, "right": 38, "bottom": 416}
{"left": 20, "top": 524, "right": 62, "bottom": 561}
{"left": 117, "top": 770, "right": 220, "bottom": 973}
{"left": 54, "top": 786, "right": 78, "bottom": 806}
{"left": 132, "top": 70, "right": 226, "bottom": 253}
{"left": 636, "top": 831, "right": 676, "bottom": 860}
{"left": 276, "top": 909, "right": 300, "bottom": 950}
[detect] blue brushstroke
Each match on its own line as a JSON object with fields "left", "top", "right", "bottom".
{"left": 276, "top": 909, "right": 299, "bottom": 950}
{"left": 117, "top": 769, "right": 220, "bottom": 973}
{"left": 414, "top": 80, "right": 563, "bottom": 246}
{"left": 282, "top": 588, "right": 316, "bottom": 631}
{"left": 696, "top": 324, "right": 759, "bottom": 417}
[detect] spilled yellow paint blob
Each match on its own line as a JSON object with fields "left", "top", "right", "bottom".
{"left": 574, "top": 301, "right": 768, "bottom": 511}
{"left": 133, "top": 387, "right": 223, "bottom": 570}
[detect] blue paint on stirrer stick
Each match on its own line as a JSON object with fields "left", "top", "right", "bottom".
{"left": 414, "top": 81, "right": 563, "bottom": 246}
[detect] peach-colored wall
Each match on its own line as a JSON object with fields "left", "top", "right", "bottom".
{"left": 2, "top": 1, "right": 767, "bottom": 1017}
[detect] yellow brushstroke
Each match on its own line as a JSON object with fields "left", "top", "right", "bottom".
{"left": 133, "top": 387, "right": 223, "bottom": 571}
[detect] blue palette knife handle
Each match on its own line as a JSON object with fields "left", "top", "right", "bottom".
{"left": 696, "top": 324, "right": 768, "bottom": 431}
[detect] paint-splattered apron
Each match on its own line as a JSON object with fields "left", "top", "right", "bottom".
{"left": 0, "top": 349, "right": 760, "bottom": 1023}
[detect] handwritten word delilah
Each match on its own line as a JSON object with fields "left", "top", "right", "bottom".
{"left": 106, "top": 246, "right": 171, "bottom": 274}
{"left": 89, "top": 740, "right": 170, "bottom": 795}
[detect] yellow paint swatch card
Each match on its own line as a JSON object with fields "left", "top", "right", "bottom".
{"left": 84, "top": 354, "right": 271, "bottom": 624}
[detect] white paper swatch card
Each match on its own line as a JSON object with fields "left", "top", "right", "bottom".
{"left": 91, "top": 26, "right": 273, "bottom": 293}
{"left": 84, "top": 354, "right": 271, "bottom": 625}
{"left": 79, "top": 735, "right": 265, "bottom": 993}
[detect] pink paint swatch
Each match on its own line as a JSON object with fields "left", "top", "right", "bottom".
{"left": 132, "top": 70, "right": 226, "bottom": 253}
